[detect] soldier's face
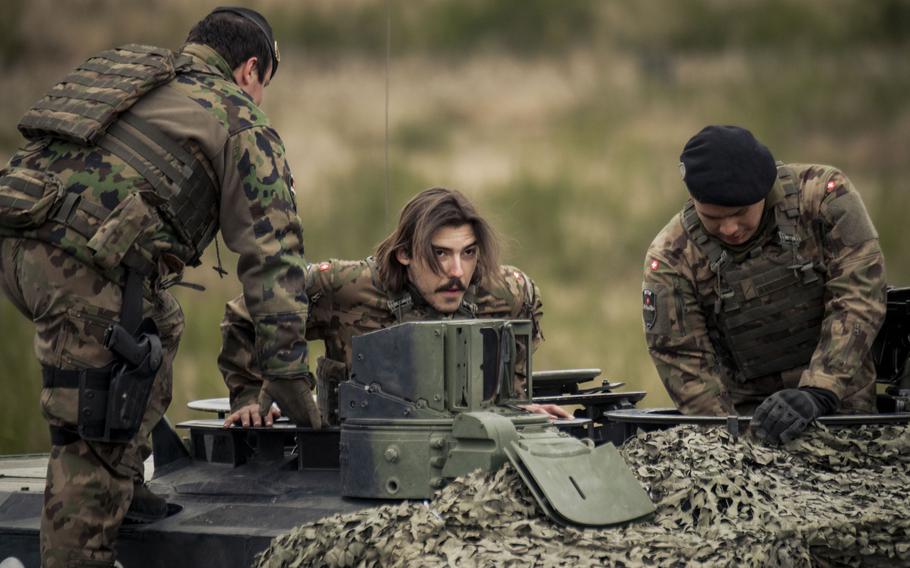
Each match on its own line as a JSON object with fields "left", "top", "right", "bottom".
{"left": 693, "top": 199, "right": 766, "bottom": 246}
{"left": 396, "top": 224, "right": 478, "bottom": 313}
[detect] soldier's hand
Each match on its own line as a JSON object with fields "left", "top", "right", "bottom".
{"left": 261, "top": 377, "right": 323, "bottom": 429}
{"left": 520, "top": 403, "right": 573, "bottom": 421}
{"left": 223, "top": 401, "right": 281, "bottom": 428}
{"left": 750, "top": 388, "right": 838, "bottom": 444}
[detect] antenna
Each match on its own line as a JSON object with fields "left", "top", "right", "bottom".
{"left": 384, "top": 0, "right": 392, "bottom": 231}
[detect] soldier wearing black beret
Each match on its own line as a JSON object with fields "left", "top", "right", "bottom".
{"left": 642, "top": 125, "right": 886, "bottom": 444}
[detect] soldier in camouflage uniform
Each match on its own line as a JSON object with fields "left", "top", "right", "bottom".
{"left": 643, "top": 125, "right": 886, "bottom": 444}
{"left": 0, "top": 8, "right": 313, "bottom": 567}
{"left": 218, "top": 187, "right": 569, "bottom": 427}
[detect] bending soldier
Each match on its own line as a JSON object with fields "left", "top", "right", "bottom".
{"left": 0, "top": 8, "right": 312, "bottom": 568}
{"left": 642, "top": 125, "right": 886, "bottom": 444}
{"left": 219, "top": 187, "right": 570, "bottom": 427}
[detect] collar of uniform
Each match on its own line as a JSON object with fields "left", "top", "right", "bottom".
{"left": 178, "top": 43, "right": 235, "bottom": 81}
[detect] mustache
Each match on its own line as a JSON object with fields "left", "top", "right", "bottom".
{"left": 435, "top": 277, "right": 466, "bottom": 293}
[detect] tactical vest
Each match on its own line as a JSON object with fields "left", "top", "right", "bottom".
{"left": 1, "top": 44, "right": 218, "bottom": 278}
{"left": 683, "top": 166, "right": 827, "bottom": 381}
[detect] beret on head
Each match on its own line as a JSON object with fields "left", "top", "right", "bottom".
{"left": 680, "top": 125, "right": 777, "bottom": 206}
{"left": 211, "top": 6, "right": 280, "bottom": 77}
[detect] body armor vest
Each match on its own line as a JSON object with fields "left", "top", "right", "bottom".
{"left": 11, "top": 44, "right": 218, "bottom": 274}
{"left": 683, "top": 167, "right": 827, "bottom": 381}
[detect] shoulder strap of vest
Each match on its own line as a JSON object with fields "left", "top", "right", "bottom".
{"left": 683, "top": 201, "right": 739, "bottom": 315}
{"left": 387, "top": 291, "right": 414, "bottom": 322}
{"left": 458, "top": 297, "right": 478, "bottom": 318}
{"left": 370, "top": 256, "right": 415, "bottom": 322}
{"left": 96, "top": 111, "right": 218, "bottom": 265}
{"left": 682, "top": 201, "right": 730, "bottom": 275}
{"left": 773, "top": 165, "right": 802, "bottom": 251}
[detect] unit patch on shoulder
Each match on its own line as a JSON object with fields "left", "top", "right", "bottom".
{"left": 643, "top": 289, "right": 657, "bottom": 329}
{"left": 318, "top": 262, "right": 332, "bottom": 272}
{"left": 649, "top": 259, "right": 660, "bottom": 271}
{"left": 825, "top": 180, "right": 837, "bottom": 193}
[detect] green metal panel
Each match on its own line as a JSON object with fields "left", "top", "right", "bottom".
{"left": 506, "top": 438, "right": 655, "bottom": 527}
{"left": 341, "top": 419, "right": 453, "bottom": 499}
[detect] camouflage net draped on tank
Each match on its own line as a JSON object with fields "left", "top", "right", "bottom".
{"left": 255, "top": 424, "right": 910, "bottom": 567}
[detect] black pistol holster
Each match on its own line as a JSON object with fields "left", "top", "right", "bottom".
{"left": 76, "top": 269, "right": 163, "bottom": 443}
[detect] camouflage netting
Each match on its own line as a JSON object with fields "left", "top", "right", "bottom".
{"left": 255, "top": 425, "right": 910, "bottom": 567}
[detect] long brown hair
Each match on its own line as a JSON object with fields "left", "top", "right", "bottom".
{"left": 375, "top": 187, "right": 501, "bottom": 293}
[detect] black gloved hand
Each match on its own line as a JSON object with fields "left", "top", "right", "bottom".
{"left": 750, "top": 387, "right": 838, "bottom": 444}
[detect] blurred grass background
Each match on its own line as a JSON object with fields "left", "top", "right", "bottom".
{"left": 2, "top": 0, "right": 909, "bottom": 453}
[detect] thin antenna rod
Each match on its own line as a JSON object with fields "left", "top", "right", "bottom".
{"left": 384, "top": 0, "right": 391, "bottom": 231}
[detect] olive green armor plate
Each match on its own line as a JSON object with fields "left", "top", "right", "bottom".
{"left": 506, "top": 436, "right": 654, "bottom": 527}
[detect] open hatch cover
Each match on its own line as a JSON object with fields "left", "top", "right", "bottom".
{"left": 505, "top": 435, "right": 654, "bottom": 527}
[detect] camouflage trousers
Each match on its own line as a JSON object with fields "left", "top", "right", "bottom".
{"left": 0, "top": 238, "right": 184, "bottom": 568}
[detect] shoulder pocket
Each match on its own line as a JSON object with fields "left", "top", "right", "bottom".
{"left": 0, "top": 167, "right": 64, "bottom": 229}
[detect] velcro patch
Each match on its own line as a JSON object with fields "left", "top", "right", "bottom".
{"left": 643, "top": 289, "right": 657, "bottom": 330}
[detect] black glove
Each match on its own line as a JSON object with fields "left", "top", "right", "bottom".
{"left": 260, "top": 375, "right": 323, "bottom": 429}
{"left": 750, "top": 388, "right": 838, "bottom": 444}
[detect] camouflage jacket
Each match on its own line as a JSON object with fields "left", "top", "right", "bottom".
{"left": 1, "top": 43, "right": 308, "bottom": 380}
{"left": 220, "top": 258, "right": 544, "bottom": 414}
{"left": 643, "top": 163, "right": 886, "bottom": 415}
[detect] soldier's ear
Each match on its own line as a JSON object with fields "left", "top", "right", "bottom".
{"left": 395, "top": 248, "right": 411, "bottom": 266}
{"left": 232, "top": 57, "right": 259, "bottom": 88}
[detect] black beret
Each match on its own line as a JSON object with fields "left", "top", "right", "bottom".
{"left": 211, "top": 6, "right": 280, "bottom": 78}
{"left": 680, "top": 125, "right": 777, "bottom": 206}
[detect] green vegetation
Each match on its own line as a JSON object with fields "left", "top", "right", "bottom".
{"left": 0, "top": 0, "right": 908, "bottom": 453}
{"left": 273, "top": 0, "right": 599, "bottom": 57}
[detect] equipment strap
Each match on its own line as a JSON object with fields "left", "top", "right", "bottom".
{"left": 97, "top": 112, "right": 216, "bottom": 262}
{"left": 106, "top": 121, "right": 188, "bottom": 191}
{"left": 724, "top": 286, "right": 824, "bottom": 327}
{"left": 388, "top": 293, "right": 413, "bottom": 322}
{"left": 121, "top": 268, "right": 145, "bottom": 334}
{"left": 0, "top": 195, "right": 37, "bottom": 211}
{"left": 740, "top": 350, "right": 818, "bottom": 379}
{"left": 42, "top": 366, "right": 111, "bottom": 390}
{"left": 731, "top": 312, "right": 825, "bottom": 343}
{"left": 49, "top": 425, "right": 80, "bottom": 446}
{"left": 79, "top": 60, "right": 152, "bottom": 80}
{"left": 120, "top": 114, "right": 196, "bottom": 176}
{"left": 46, "top": 86, "right": 124, "bottom": 106}
{"left": 2, "top": 174, "right": 48, "bottom": 198}
{"left": 59, "top": 71, "right": 140, "bottom": 93}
